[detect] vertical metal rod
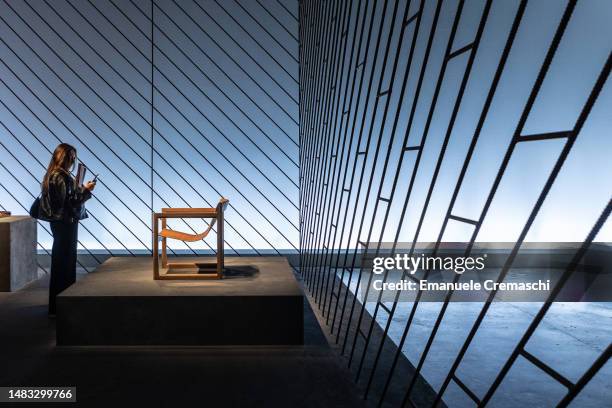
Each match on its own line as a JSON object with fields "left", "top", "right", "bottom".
{"left": 431, "top": 1, "right": 580, "bottom": 404}
{"left": 312, "top": 0, "right": 350, "bottom": 305}
{"left": 347, "top": 0, "right": 416, "bottom": 376}
{"left": 477, "top": 54, "right": 611, "bottom": 407}
{"left": 374, "top": 1, "right": 527, "bottom": 403}
{"left": 300, "top": 0, "right": 324, "bottom": 285}
{"left": 299, "top": 1, "right": 609, "bottom": 407}
{"left": 338, "top": 0, "right": 394, "bottom": 357}
{"left": 398, "top": 0, "right": 495, "bottom": 401}
{"left": 318, "top": 0, "right": 359, "bottom": 318}
{"left": 327, "top": 0, "right": 374, "bottom": 336}
{"left": 323, "top": 0, "right": 367, "bottom": 326}
{"left": 331, "top": 0, "right": 380, "bottom": 343}
{"left": 304, "top": 0, "right": 335, "bottom": 288}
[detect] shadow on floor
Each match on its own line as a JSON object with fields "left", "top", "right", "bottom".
{"left": 222, "top": 265, "right": 260, "bottom": 279}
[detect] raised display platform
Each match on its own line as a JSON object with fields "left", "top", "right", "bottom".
{"left": 57, "top": 256, "right": 303, "bottom": 346}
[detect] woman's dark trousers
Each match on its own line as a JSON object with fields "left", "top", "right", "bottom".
{"left": 49, "top": 221, "right": 78, "bottom": 315}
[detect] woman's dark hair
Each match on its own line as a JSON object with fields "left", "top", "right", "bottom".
{"left": 43, "top": 143, "right": 77, "bottom": 192}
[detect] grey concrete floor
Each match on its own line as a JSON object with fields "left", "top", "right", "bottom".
{"left": 337, "top": 269, "right": 612, "bottom": 407}
{"left": 0, "top": 269, "right": 367, "bottom": 408}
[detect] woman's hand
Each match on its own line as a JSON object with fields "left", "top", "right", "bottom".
{"left": 84, "top": 181, "right": 96, "bottom": 191}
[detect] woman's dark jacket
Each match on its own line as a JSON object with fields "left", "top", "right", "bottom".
{"left": 39, "top": 170, "right": 91, "bottom": 223}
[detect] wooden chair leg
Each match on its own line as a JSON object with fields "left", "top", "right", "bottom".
{"left": 161, "top": 218, "right": 167, "bottom": 268}
{"left": 217, "top": 205, "right": 224, "bottom": 278}
{"left": 153, "top": 213, "right": 160, "bottom": 280}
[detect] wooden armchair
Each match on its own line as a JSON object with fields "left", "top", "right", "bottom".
{"left": 152, "top": 197, "right": 229, "bottom": 280}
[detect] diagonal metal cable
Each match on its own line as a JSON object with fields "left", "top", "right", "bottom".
{"left": 168, "top": 0, "right": 299, "bottom": 129}
{"left": 128, "top": 0, "right": 300, "bottom": 173}
{"left": 104, "top": 0, "right": 301, "bottom": 201}
{"left": 320, "top": 0, "right": 396, "bottom": 354}
{"left": 254, "top": 0, "right": 299, "bottom": 43}
{"left": 5, "top": 0, "right": 280, "bottom": 254}
{"left": 0, "top": 2, "right": 207, "bottom": 253}
{"left": 0, "top": 0, "right": 299, "bottom": 263}
{"left": 0, "top": 163, "right": 99, "bottom": 269}
{"left": 232, "top": 0, "right": 299, "bottom": 65}
{"left": 41, "top": 0, "right": 265, "bottom": 255}
{"left": 23, "top": 0, "right": 277, "bottom": 246}
{"left": 0, "top": 127, "right": 136, "bottom": 256}
{"left": 0, "top": 24, "right": 205, "bottom": 255}
{"left": 214, "top": 0, "right": 299, "bottom": 84}
{"left": 52, "top": 0, "right": 284, "bottom": 254}
{"left": 153, "top": 0, "right": 300, "bottom": 151}
{"left": 335, "top": 0, "right": 407, "bottom": 365}
{"left": 276, "top": 0, "right": 297, "bottom": 22}
{"left": 0, "top": 92, "right": 157, "bottom": 253}
{"left": 147, "top": 1, "right": 301, "bottom": 175}
{"left": 305, "top": 0, "right": 369, "bottom": 286}
{"left": 197, "top": 0, "right": 298, "bottom": 105}
{"left": 112, "top": 0, "right": 301, "bottom": 239}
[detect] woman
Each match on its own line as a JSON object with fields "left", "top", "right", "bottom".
{"left": 39, "top": 143, "right": 95, "bottom": 316}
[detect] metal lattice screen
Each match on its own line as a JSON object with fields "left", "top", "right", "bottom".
{"left": 299, "top": 0, "right": 611, "bottom": 406}
{"left": 0, "top": 0, "right": 299, "bottom": 274}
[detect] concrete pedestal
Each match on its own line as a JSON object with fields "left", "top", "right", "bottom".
{"left": 57, "top": 256, "right": 304, "bottom": 346}
{"left": 0, "top": 216, "right": 37, "bottom": 292}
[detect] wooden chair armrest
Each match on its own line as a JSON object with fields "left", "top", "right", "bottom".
{"left": 161, "top": 208, "right": 217, "bottom": 217}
